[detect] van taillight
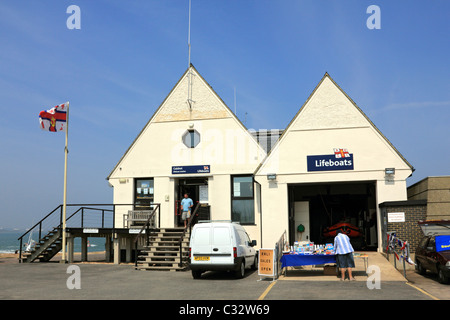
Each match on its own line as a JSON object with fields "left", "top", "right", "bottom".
{"left": 233, "top": 247, "right": 237, "bottom": 258}
{"left": 189, "top": 248, "right": 192, "bottom": 258}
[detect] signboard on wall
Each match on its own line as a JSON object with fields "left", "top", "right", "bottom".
{"left": 388, "top": 212, "right": 405, "bottom": 223}
{"left": 172, "top": 165, "right": 210, "bottom": 174}
{"left": 199, "top": 185, "right": 208, "bottom": 203}
{"left": 307, "top": 148, "right": 354, "bottom": 172}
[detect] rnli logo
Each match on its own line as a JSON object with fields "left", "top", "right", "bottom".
{"left": 334, "top": 148, "right": 350, "bottom": 158}
{"left": 307, "top": 148, "right": 354, "bottom": 172}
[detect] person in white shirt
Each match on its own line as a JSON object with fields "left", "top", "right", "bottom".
{"left": 334, "top": 229, "right": 356, "bottom": 281}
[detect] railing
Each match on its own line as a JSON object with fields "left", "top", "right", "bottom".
{"left": 17, "top": 203, "right": 151, "bottom": 263}
{"left": 177, "top": 203, "right": 201, "bottom": 267}
{"left": 18, "top": 204, "right": 118, "bottom": 263}
{"left": 274, "top": 230, "right": 288, "bottom": 279}
{"left": 124, "top": 209, "right": 158, "bottom": 228}
{"left": 133, "top": 204, "right": 161, "bottom": 267}
{"left": 385, "top": 231, "right": 414, "bottom": 280}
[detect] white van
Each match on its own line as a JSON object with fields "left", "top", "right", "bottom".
{"left": 188, "top": 221, "right": 258, "bottom": 279}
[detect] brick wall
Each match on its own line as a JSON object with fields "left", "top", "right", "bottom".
{"left": 379, "top": 200, "right": 427, "bottom": 253}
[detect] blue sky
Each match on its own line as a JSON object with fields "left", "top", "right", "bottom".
{"left": 0, "top": 1, "right": 449, "bottom": 229}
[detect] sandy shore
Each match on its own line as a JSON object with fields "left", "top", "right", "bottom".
{"left": 0, "top": 251, "right": 108, "bottom": 264}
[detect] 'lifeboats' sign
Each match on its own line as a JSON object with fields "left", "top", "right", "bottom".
{"left": 307, "top": 148, "right": 354, "bottom": 172}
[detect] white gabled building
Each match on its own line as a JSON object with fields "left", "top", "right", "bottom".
{"left": 254, "top": 73, "right": 413, "bottom": 250}
{"left": 107, "top": 67, "right": 413, "bottom": 262}
{"left": 107, "top": 65, "right": 266, "bottom": 253}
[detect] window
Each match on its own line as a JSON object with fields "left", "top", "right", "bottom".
{"left": 419, "top": 237, "right": 429, "bottom": 249}
{"left": 238, "top": 230, "right": 251, "bottom": 246}
{"left": 135, "top": 178, "right": 154, "bottom": 210}
{"left": 428, "top": 237, "right": 436, "bottom": 251}
{"left": 192, "top": 227, "right": 210, "bottom": 246}
{"left": 182, "top": 129, "right": 200, "bottom": 148}
{"left": 213, "top": 227, "right": 231, "bottom": 245}
{"left": 231, "top": 175, "right": 254, "bottom": 224}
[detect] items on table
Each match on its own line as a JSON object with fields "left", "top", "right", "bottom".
{"left": 288, "top": 241, "right": 335, "bottom": 255}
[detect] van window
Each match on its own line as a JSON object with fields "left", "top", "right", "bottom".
{"left": 193, "top": 228, "right": 210, "bottom": 246}
{"left": 419, "top": 237, "right": 429, "bottom": 249}
{"left": 213, "top": 227, "right": 231, "bottom": 245}
{"left": 238, "top": 230, "right": 249, "bottom": 245}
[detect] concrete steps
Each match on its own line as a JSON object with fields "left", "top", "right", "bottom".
{"left": 136, "top": 227, "right": 190, "bottom": 271}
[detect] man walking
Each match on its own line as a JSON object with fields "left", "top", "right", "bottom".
{"left": 334, "top": 229, "right": 356, "bottom": 281}
{"left": 181, "top": 193, "right": 194, "bottom": 228}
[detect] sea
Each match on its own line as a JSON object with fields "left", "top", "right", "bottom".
{"left": 0, "top": 231, "right": 106, "bottom": 254}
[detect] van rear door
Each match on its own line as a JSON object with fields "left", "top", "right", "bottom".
{"left": 210, "top": 225, "right": 234, "bottom": 265}
{"left": 191, "top": 225, "right": 212, "bottom": 265}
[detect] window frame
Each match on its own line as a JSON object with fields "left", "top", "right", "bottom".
{"left": 230, "top": 174, "right": 255, "bottom": 225}
{"left": 134, "top": 178, "right": 154, "bottom": 210}
{"left": 182, "top": 129, "right": 200, "bottom": 148}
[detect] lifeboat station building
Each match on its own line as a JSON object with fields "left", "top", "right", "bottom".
{"left": 107, "top": 65, "right": 414, "bottom": 260}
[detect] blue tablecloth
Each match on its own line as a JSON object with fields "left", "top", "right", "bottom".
{"left": 280, "top": 254, "right": 336, "bottom": 268}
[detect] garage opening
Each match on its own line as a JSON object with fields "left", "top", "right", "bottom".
{"left": 288, "top": 181, "right": 378, "bottom": 251}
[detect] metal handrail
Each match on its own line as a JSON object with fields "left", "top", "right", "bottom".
{"left": 275, "top": 230, "right": 288, "bottom": 278}
{"left": 17, "top": 203, "right": 133, "bottom": 263}
{"left": 134, "top": 204, "right": 161, "bottom": 267}
{"left": 177, "top": 203, "right": 200, "bottom": 267}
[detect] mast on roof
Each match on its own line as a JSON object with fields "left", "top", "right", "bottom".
{"left": 187, "top": 0, "right": 194, "bottom": 110}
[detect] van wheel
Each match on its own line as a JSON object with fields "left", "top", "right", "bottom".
{"left": 235, "top": 261, "right": 245, "bottom": 279}
{"left": 251, "top": 255, "right": 258, "bottom": 270}
{"left": 192, "top": 270, "right": 202, "bottom": 279}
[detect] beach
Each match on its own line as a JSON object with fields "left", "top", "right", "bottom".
{"left": 0, "top": 251, "right": 108, "bottom": 264}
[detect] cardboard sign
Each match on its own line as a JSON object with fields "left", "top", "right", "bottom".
{"left": 258, "top": 249, "right": 275, "bottom": 277}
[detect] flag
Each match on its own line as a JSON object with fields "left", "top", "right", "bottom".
{"left": 334, "top": 148, "right": 350, "bottom": 158}
{"left": 39, "top": 102, "right": 68, "bottom": 132}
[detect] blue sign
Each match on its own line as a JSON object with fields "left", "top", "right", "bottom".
{"left": 172, "top": 165, "right": 210, "bottom": 174}
{"left": 435, "top": 235, "right": 450, "bottom": 252}
{"left": 307, "top": 150, "right": 354, "bottom": 172}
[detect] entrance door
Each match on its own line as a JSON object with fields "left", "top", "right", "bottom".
{"left": 294, "top": 201, "right": 310, "bottom": 242}
{"left": 175, "top": 178, "right": 208, "bottom": 227}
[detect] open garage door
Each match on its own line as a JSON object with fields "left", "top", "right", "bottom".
{"left": 288, "top": 181, "right": 377, "bottom": 250}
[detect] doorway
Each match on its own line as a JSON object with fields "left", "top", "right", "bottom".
{"left": 288, "top": 181, "right": 377, "bottom": 250}
{"left": 175, "top": 178, "right": 208, "bottom": 227}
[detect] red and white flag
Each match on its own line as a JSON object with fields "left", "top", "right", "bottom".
{"left": 39, "top": 102, "right": 68, "bottom": 132}
{"left": 334, "top": 148, "right": 350, "bottom": 158}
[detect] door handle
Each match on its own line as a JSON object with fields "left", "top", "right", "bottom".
{"left": 213, "top": 248, "right": 218, "bottom": 251}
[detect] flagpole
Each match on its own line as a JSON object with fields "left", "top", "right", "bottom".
{"left": 61, "top": 101, "right": 69, "bottom": 263}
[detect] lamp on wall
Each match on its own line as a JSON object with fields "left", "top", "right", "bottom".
{"left": 267, "top": 173, "right": 277, "bottom": 181}
{"left": 385, "top": 168, "right": 395, "bottom": 182}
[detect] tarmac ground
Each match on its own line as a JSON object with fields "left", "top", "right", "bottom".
{"left": 0, "top": 251, "right": 448, "bottom": 304}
